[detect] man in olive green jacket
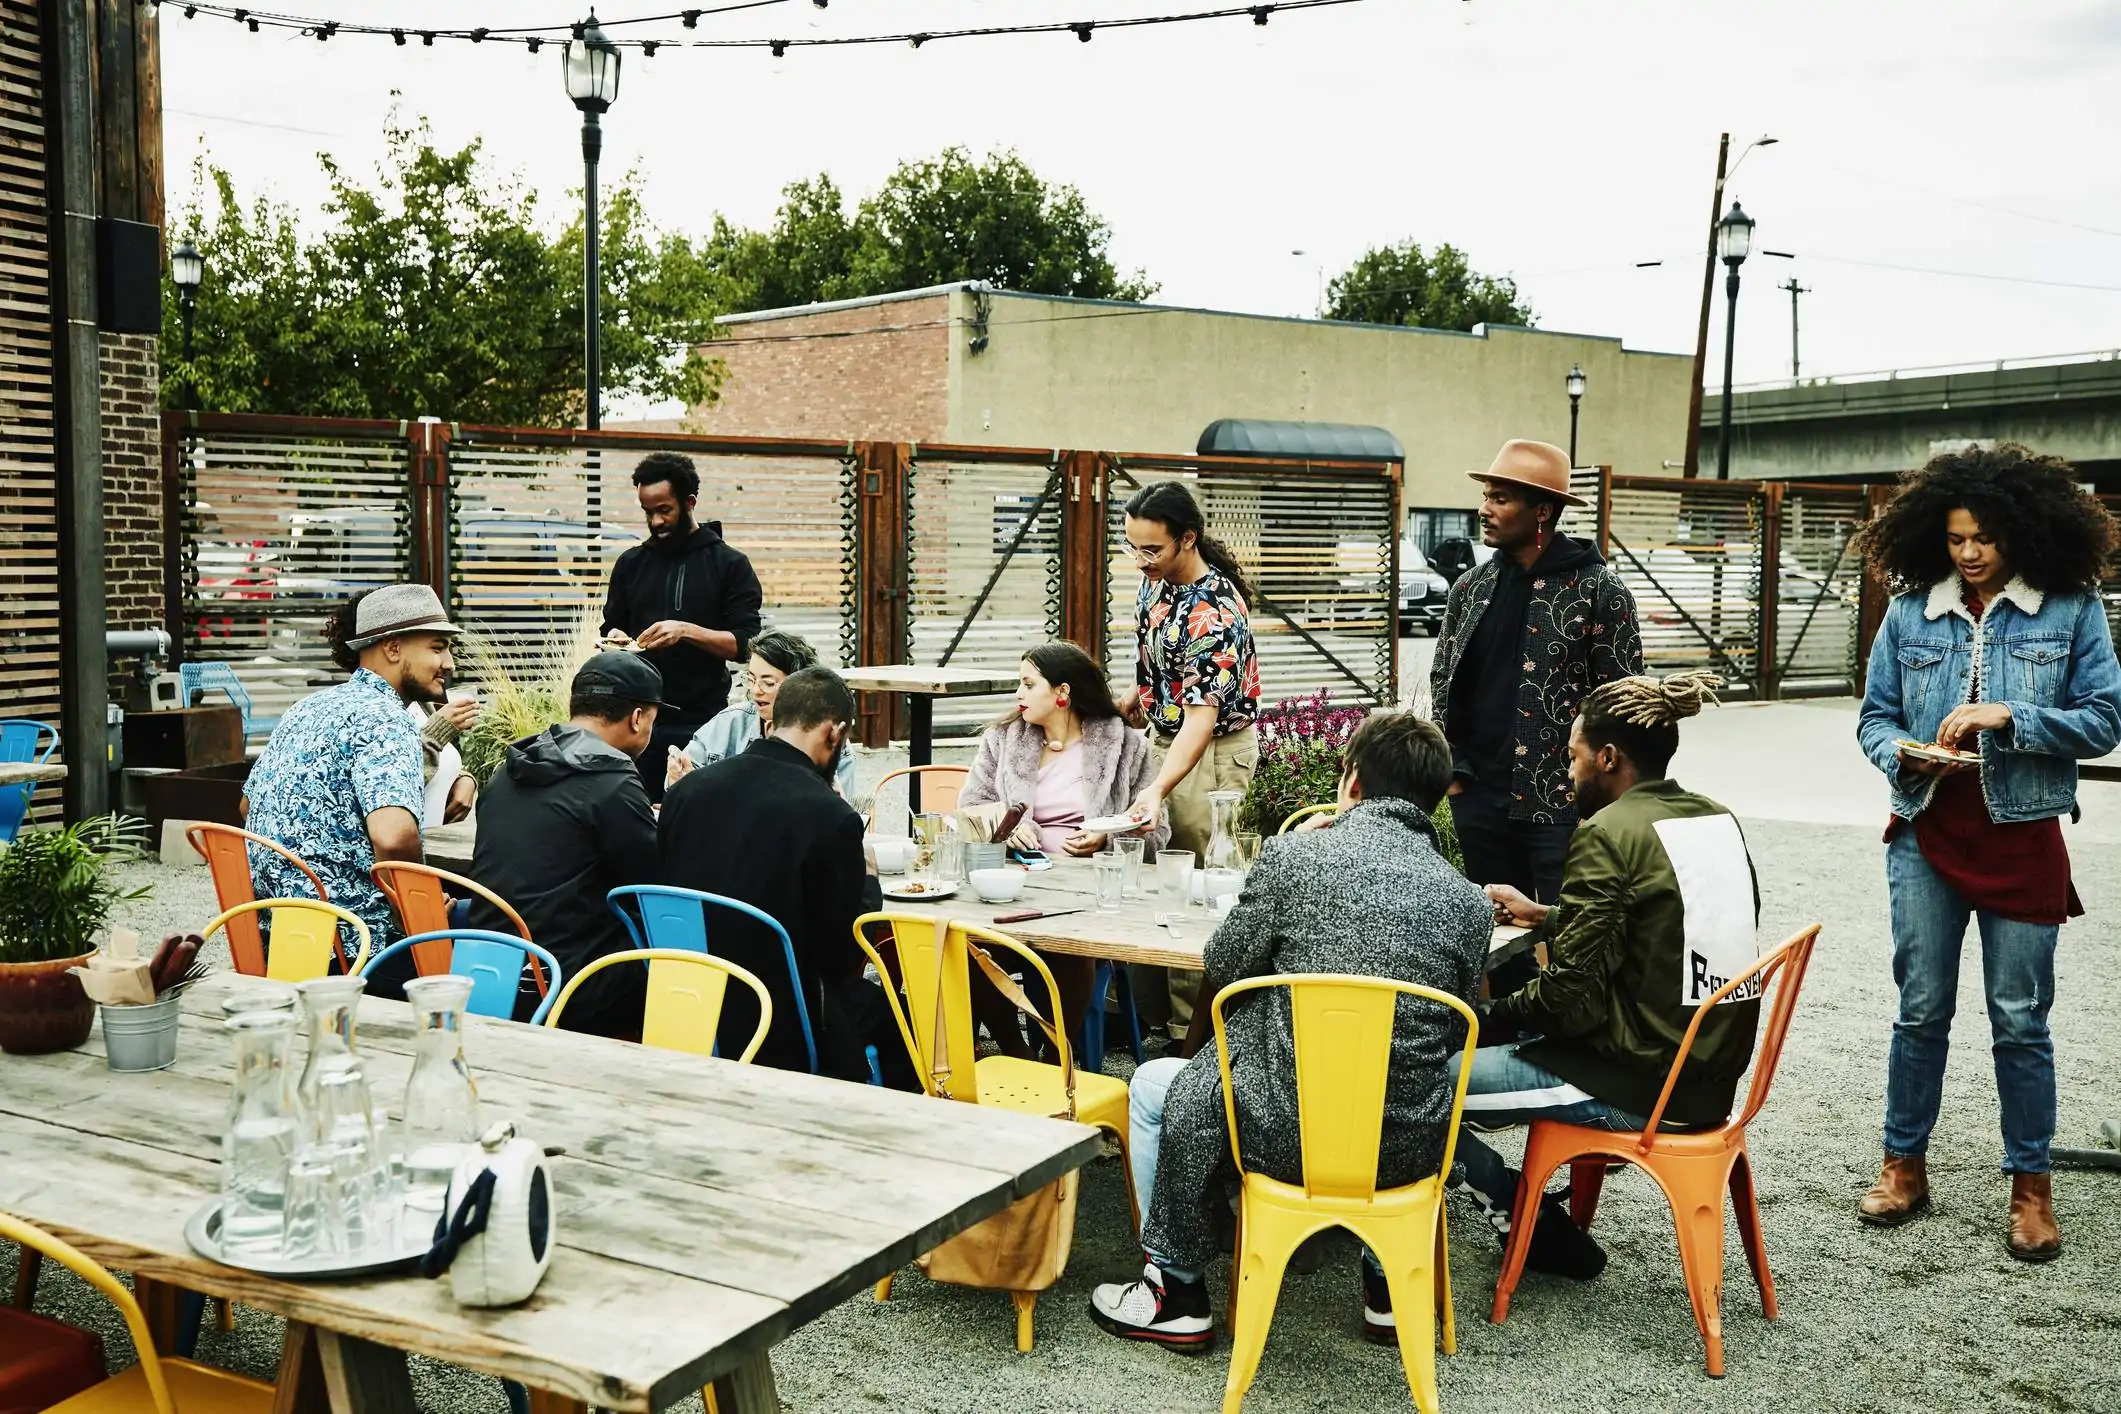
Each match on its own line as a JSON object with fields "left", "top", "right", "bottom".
{"left": 1454, "top": 672, "right": 1759, "bottom": 1278}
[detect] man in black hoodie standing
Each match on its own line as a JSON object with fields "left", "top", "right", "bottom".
{"left": 1430, "top": 440, "right": 1643, "bottom": 915}
{"left": 468, "top": 653, "right": 664, "bottom": 1038}
{"left": 602, "top": 451, "right": 763, "bottom": 802}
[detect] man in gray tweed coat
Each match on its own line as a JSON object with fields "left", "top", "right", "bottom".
{"left": 1090, "top": 713, "right": 1493, "bottom": 1350}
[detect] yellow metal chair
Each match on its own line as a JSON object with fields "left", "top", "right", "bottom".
{"left": 544, "top": 948, "right": 773, "bottom": 1063}
{"left": 855, "top": 912, "right": 1135, "bottom": 1351}
{"left": 0, "top": 1214, "right": 275, "bottom": 1414}
{"left": 1212, "top": 974, "right": 1479, "bottom": 1414}
{"left": 1277, "top": 803, "right": 1339, "bottom": 834}
{"left": 200, "top": 900, "right": 371, "bottom": 983}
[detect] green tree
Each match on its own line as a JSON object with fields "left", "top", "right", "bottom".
{"left": 714, "top": 148, "right": 1155, "bottom": 312}
{"left": 162, "top": 113, "right": 723, "bottom": 424}
{"left": 1321, "top": 240, "right": 1534, "bottom": 331}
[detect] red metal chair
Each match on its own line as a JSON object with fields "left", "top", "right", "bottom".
{"left": 371, "top": 861, "right": 535, "bottom": 983}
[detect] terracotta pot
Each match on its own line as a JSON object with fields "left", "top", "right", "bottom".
{"left": 0, "top": 952, "right": 98, "bottom": 1055}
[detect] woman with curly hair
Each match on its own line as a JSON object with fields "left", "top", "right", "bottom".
{"left": 1854, "top": 443, "right": 2121, "bottom": 1261}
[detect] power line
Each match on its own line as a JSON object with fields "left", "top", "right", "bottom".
{"left": 145, "top": 0, "right": 1369, "bottom": 52}
{"left": 1817, "top": 161, "right": 2121, "bottom": 243}
{"left": 1791, "top": 251, "right": 2121, "bottom": 294}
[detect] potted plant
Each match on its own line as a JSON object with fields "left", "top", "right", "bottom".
{"left": 0, "top": 815, "right": 152, "bottom": 1054}
{"left": 1239, "top": 690, "right": 1465, "bottom": 875}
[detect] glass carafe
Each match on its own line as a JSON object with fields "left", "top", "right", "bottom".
{"left": 293, "top": 976, "right": 386, "bottom": 1252}
{"left": 401, "top": 975, "right": 481, "bottom": 1212}
{"left": 220, "top": 1009, "right": 303, "bottom": 1256}
{"left": 1204, "top": 788, "right": 1246, "bottom": 913}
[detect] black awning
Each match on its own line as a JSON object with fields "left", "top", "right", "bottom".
{"left": 1195, "top": 419, "right": 1405, "bottom": 462}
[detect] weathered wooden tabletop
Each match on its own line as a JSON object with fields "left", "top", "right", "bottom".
{"left": 0, "top": 974, "right": 1100, "bottom": 1413}
{"left": 877, "top": 855, "right": 1534, "bottom": 972}
{"left": 0, "top": 761, "right": 66, "bottom": 788}
{"left": 838, "top": 665, "right": 1020, "bottom": 698}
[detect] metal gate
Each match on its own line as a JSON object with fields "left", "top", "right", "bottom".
{"left": 1598, "top": 476, "right": 1766, "bottom": 695}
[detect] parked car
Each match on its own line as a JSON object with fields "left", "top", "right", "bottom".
{"left": 1397, "top": 541, "right": 1451, "bottom": 637}
{"left": 1429, "top": 536, "right": 1492, "bottom": 587}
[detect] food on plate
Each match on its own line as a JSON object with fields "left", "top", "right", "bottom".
{"left": 1895, "top": 738, "right": 1979, "bottom": 762}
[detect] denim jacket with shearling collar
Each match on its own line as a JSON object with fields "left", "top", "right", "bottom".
{"left": 1856, "top": 576, "right": 2121, "bottom": 823}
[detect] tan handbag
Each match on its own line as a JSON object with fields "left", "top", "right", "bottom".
{"left": 915, "top": 944, "right": 1080, "bottom": 1293}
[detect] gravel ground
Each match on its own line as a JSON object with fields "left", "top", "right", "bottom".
{"left": 7, "top": 813, "right": 2118, "bottom": 1413}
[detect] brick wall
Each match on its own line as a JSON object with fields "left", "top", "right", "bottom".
{"left": 688, "top": 294, "right": 952, "bottom": 441}
{"left": 101, "top": 331, "right": 164, "bottom": 673}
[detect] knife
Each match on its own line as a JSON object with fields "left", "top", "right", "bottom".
{"left": 991, "top": 907, "right": 1084, "bottom": 924}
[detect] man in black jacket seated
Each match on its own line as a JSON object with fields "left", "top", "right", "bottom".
{"left": 658, "top": 666, "right": 911, "bottom": 1085}
{"left": 468, "top": 653, "right": 664, "bottom": 1037}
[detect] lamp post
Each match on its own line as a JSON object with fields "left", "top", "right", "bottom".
{"left": 1565, "top": 361, "right": 1586, "bottom": 467}
{"left": 171, "top": 238, "right": 203, "bottom": 409}
{"left": 563, "top": 15, "right": 621, "bottom": 432}
{"left": 1714, "top": 201, "right": 1754, "bottom": 481}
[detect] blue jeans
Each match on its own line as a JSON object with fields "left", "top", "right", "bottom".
{"left": 1449, "top": 1043, "right": 1650, "bottom": 1234}
{"left": 1884, "top": 829, "right": 2058, "bottom": 1174}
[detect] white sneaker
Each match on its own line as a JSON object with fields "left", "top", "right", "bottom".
{"left": 1088, "top": 1261, "right": 1214, "bottom": 1351}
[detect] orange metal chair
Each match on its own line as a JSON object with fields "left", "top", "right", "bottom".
{"left": 371, "top": 861, "right": 536, "bottom": 982}
{"left": 864, "top": 765, "right": 969, "bottom": 830}
{"left": 184, "top": 824, "right": 327, "bottom": 977}
{"left": 1489, "top": 924, "right": 1822, "bottom": 1378}
{"left": 0, "top": 1214, "right": 276, "bottom": 1413}
{"left": 1214, "top": 975, "right": 1479, "bottom": 1414}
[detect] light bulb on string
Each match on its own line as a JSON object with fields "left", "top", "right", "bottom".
{"left": 770, "top": 39, "right": 787, "bottom": 73}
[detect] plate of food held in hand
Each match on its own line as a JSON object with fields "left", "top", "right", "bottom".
{"left": 1083, "top": 810, "right": 1155, "bottom": 834}
{"left": 1895, "top": 738, "right": 1980, "bottom": 765}
{"left": 883, "top": 877, "right": 957, "bottom": 902}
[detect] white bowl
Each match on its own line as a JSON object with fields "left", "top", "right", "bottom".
{"left": 969, "top": 867, "right": 1027, "bottom": 903}
{"left": 870, "top": 838, "right": 920, "bottom": 874}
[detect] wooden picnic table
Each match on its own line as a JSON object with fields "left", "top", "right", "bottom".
{"left": 839, "top": 666, "right": 1019, "bottom": 813}
{"left": 0, "top": 974, "right": 1099, "bottom": 1413}
{"left": 0, "top": 761, "right": 65, "bottom": 789}
{"left": 875, "top": 854, "right": 1535, "bottom": 973}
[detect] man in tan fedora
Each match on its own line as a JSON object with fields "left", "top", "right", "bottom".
{"left": 1428, "top": 440, "right": 1642, "bottom": 957}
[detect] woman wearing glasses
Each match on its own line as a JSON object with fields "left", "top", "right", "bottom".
{"left": 667, "top": 629, "right": 857, "bottom": 797}
{"left": 1119, "top": 480, "right": 1262, "bottom": 1040}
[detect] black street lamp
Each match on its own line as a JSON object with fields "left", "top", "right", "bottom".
{"left": 170, "top": 237, "right": 204, "bottom": 409}
{"left": 1565, "top": 362, "right": 1586, "bottom": 466}
{"left": 564, "top": 15, "right": 621, "bottom": 432}
{"left": 1714, "top": 201, "right": 1754, "bottom": 481}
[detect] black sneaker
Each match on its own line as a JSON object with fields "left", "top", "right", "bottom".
{"left": 1524, "top": 1194, "right": 1608, "bottom": 1281}
{"left": 1360, "top": 1260, "right": 1394, "bottom": 1345}
{"left": 1089, "top": 1261, "right": 1215, "bottom": 1352}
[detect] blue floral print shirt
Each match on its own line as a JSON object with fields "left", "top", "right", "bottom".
{"left": 243, "top": 668, "right": 425, "bottom": 959}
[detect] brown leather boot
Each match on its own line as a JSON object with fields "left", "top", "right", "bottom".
{"left": 1857, "top": 1155, "right": 1931, "bottom": 1227}
{"left": 2007, "top": 1173, "right": 2061, "bottom": 1262}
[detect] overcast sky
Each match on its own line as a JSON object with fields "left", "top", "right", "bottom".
{"left": 162, "top": 0, "right": 2121, "bottom": 416}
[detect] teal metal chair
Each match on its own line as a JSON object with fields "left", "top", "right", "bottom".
{"left": 0, "top": 719, "right": 59, "bottom": 845}
{"left": 606, "top": 886, "right": 820, "bottom": 1074}
{"left": 359, "top": 929, "right": 562, "bottom": 1024}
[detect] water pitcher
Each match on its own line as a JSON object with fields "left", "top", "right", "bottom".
{"left": 220, "top": 1008, "right": 303, "bottom": 1255}
{"left": 401, "top": 975, "right": 481, "bottom": 1212}
{"left": 1204, "top": 788, "right": 1246, "bottom": 912}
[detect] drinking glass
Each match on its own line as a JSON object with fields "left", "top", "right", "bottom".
{"left": 281, "top": 1143, "right": 353, "bottom": 1261}
{"left": 1204, "top": 867, "right": 1245, "bottom": 917}
{"left": 1091, "top": 853, "right": 1127, "bottom": 913}
{"left": 912, "top": 812, "right": 948, "bottom": 874}
{"left": 1235, "top": 832, "right": 1263, "bottom": 871}
{"left": 937, "top": 837, "right": 969, "bottom": 885}
{"left": 1114, "top": 836, "right": 1147, "bottom": 897}
{"left": 1156, "top": 849, "right": 1196, "bottom": 907}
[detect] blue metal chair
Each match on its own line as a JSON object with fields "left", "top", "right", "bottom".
{"left": 606, "top": 886, "right": 819, "bottom": 1075}
{"left": 0, "top": 719, "right": 60, "bottom": 845}
{"left": 358, "top": 930, "right": 563, "bottom": 1025}
{"left": 178, "top": 662, "right": 256, "bottom": 738}
{"left": 1083, "top": 961, "right": 1147, "bottom": 1070}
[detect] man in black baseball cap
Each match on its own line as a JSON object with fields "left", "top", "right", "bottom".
{"left": 463, "top": 652, "right": 668, "bottom": 1037}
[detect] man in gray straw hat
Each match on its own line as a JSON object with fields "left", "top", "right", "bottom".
{"left": 1429, "top": 440, "right": 1643, "bottom": 971}
{"left": 243, "top": 584, "right": 464, "bottom": 965}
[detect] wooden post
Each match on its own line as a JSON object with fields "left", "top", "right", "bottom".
{"left": 1595, "top": 465, "right": 1613, "bottom": 556}
{"left": 854, "top": 441, "right": 910, "bottom": 746}
{"left": 1057, "top": 449, "right": 1107, "bottom": 659}
{"left": 1855, "top": 484, "right": 1896, "bottom": 696}
{"left": 1683, "top": 134, "right": 1730, "bottom": 480}
{"left": 160, "top": 412, "right": 184, "bottom": 665}
{"left": 408, "top": 418, "right": 453, "bottom": 604}
{"left": 1386, "top": 457, "right": 1403, "bottom": 704}
{"left": 49, "top": 0, "right": 110, "bottom": 820}
{"left": 1757, "top": 480, "right": 1784, "bottom": 700}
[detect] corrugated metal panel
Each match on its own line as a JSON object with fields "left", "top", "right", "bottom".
{"left": 1776, "top": 487, "right": 1866, "bottom": 693}
{"left": 1105, "top": 466, "right": 1397, "bottom": 713}
{"left": 0, "top": 1, "right": 63, "bottom": 814}
{"left": 906, "top": 455, "right": 1062, "bottom": 732}
{"left": 447, "top": 438, "right": 857, "bottom": 700}
{"left": 179, "top": 430, "right": 413, "bottom": 739}
{"left": 1602, "top": 483, "right": 1765, "bottom": 694}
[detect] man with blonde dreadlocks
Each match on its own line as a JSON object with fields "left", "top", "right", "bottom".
{"left": 1448, "top": 672, "right": 1760, "bottom": 1280}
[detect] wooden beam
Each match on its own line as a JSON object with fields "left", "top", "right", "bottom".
{"left": 314, "top": 1329, "right": 420, "bottom": 1414}
{"left": 133, "top": 0, "right": 161, "bottom": 229}
{"left": 95, "top": 0, "right": 137, "bottom": 223}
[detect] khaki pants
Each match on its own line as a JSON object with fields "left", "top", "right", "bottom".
{"left": 1134, "top": 724, "right": 1258, "bottom": 1039}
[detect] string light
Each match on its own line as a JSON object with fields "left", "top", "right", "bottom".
{"left": 140, "top": 0, "right": 1364, "bottom": 54}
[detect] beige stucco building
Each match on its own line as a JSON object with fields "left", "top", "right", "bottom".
{"left": 686, "top": 283, "right": 1696, "bottom": 533}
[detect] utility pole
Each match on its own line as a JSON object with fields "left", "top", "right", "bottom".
{"left": 1682, "top": 134, "right": 1730, "bottom": 480}
{"left": 1780, "top": 277, "right": 1810, "bottom": 380}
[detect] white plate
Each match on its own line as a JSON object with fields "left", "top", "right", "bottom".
{"left": 1082, "top": 812, "right": 1153, "bottom": 834}
{"left": 1895, "top": 739, "right": 1979, "bottom": 764}
{"left": 883, "top": 878, "right": 957, "bottom": 902}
